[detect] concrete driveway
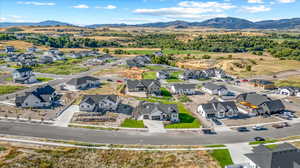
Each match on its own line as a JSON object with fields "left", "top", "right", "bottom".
{"left": 54, "top": 105, "right": 79, "bottom": 127}
{"left": 143, "top": 120, "right": 166, "bottom": 133}
{"left": 226, "top": 142, "right": 253, "bottom": 164}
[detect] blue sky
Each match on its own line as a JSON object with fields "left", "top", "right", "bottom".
{"left": 0, "top": 0, "right": 299, "bottom": 25}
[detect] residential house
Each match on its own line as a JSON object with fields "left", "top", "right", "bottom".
{"left": 179, "top": 70, "right": 206, "bottom": 80}
{"left": 203, "top": 68, "right": 227, "bottom": 79}
{"left": 249, "top": 79, "right": 275, "bottom": 90}
{"left": 126, "top": 55, "right": 151, "bottom": 67}
{"left": 236, "top": 92, "right": 285, "bottom": 115}
{"left": 126, "top": 79, "right": 161, "bottom": 95}
{"left": 278, "top": 86, "right": 300, "bottom": 97}
{"left": 153, "top": 51, "right": 163, "bottom": 57}
{"left": 79, "top": 95, "right": 120, "bottom": 113}
{"left": 170, "top": 84, "right": 196, "bottom": 95}
{"left": 202, "top": 82, "right": 228, "bottom": 96}
{"left": 15, "top": 85, "right": 57, "bottom": 108}
{"left": 12, "top": 67, "right": 37, "bottom": 84}
{"left": 39, "top": 55, "right": 54, "bottom": 64}
{"left": 157, "top": 70, "right": 170, "bottom": 79}
{"left": 134, "top": 101, "right": 179, "bottom": 122}
{"left": 64, "top": 76, "right": 100, "bottom": 91}
{"left": 198, "top": 101, "right": 239, "bottom": 118}
{"left": 5, "top": 46, "right": 15, "bottom": 53}
{"left": 27, "top": 46, "right": 37, "bottom": 53}
{"left": 245, "top": 143, "right": 300, "bottom": 168}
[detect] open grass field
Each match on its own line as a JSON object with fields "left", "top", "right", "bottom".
{"left": 33, "top": 59, "right": 89, "bottom": 75}
{"left": 0, "top": 85, "right": 27, "bottom": 95}
{"left": 0, "top": 141, "right": 222, "bottom": 168}
{"left": 274, "top": 75, "right": 300, "bottom": 87}
{"left": 0, "top": 40, "right": 48, "bottom": 51}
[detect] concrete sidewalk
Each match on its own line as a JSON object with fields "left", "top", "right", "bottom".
{"left": 54, "top": 105, "right": 78, "bottom": 127}
{"left": 143, "top": 120, "right": 166, "bottom": 133}
{"left": 226, "top": 143, "right": 253, "bottom": 164}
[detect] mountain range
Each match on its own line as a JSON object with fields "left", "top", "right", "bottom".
{"left": 1, "top": 17, "right": 300, "bottom": 29}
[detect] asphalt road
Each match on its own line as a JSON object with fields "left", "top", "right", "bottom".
{"left": 0, "top": 121, "right": 299, "bottom": 145}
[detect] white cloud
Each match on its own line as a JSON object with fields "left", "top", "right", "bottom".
{"left": 0, "top": 17, "right": 7, "bottom": 22}
{"left": 277, "top": 0, "right": 296, "bottom": 3}
{"left": 242, "top": 5, "right": 271, "bottom": 13}
{"left": 134, "top": 1, "right": 235, "bottom": 19}
{"left": 95, "top": 5, "right": 117, "bottom": 9}
{"left": 17, "top": 1, "right": 55, "bottom": 6}
{"left": 248, "top": 0, "right": 264, "bottom": 3}
{"left": 72, "top": 4, "right": 89, "bottom": 9}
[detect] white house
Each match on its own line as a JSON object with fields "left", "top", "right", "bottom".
{"left": 79, "top": 95, "right": 120, "bottom": 113}
{"left": 170, "top": 84, "right": 196, "bottom": 95}
{"left": 202, "top": 82, "right": 228, "bottom": 96}
{"left": 64, "top": 76, "right": 100, "bottom": 91}
{"left": 12, "top": 67, "right": 37, "bottom": 84}
{"left": 197, "top": 101, "right": 239, "bottom": 119}
{"left": 278, "top": 86, "right": 300, "bottom": 96}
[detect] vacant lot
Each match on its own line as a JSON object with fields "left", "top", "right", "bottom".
{"left": 33, "top": 59, "right": 89, "bottom": 75}
{"left": 0, "top": 142, "right": 222, "bottom": 168}
{"left": 274, "top": 75, "right": 300, "bottom": 87}
{"left": 0, "top": 40, "right": 48, "bottom": 51}
{"left": 0, "top": 85, "right": 27, "bottom": 95}
{"left": 222, "top": 116, "right": 280, "bottom": 127}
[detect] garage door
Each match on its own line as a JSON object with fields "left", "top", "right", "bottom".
{"left": 151, "top": 116, "right": 161, "bottom": 120}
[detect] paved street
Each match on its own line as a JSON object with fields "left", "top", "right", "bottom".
{"left": 0, "top": 121, "right": 299, "bottom": 145}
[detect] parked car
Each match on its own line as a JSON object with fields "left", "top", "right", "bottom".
{"left": 106, "top": 79, "right": 113, "bottom": 82}
{"left": 254, "top": 137, "right": 265, "bottom": 141}
{"left": 252, "top": 125, "right": 267, "bottom": 131}
{"left": 237, "top": 127, "right": 249, "bottom": 132}
{"left": 212, "top": 118, "right": 222, "bottom": 125}
{"left": 202, "top": 129, "right": 216, "bottom": 134}
{"left": 272, "top": 124, "right": 284, "bottom": 129}
{"left": 240, "top": 79, "right": 248, "bottom": 82}
{"left": 116, "top": 80, "right": 123, "bottom": 83}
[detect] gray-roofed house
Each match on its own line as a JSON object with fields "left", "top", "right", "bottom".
{"left": 126, "top": 79, "right": 161, "bottom": 96}
{"left": 15, "top": 85, "right": 57, "bottom": 108}
{"left": 39, "top": 55, "right": 54, "bottom": 64}
{"left": 27, "top": 46, "right": 37, "bottom": 53}
{"left": 245, "top": 143, "right": 300, "bottom": 168}
{"left": 126, "top": 55, "right": 151, "bottom": 67}
{"left": 157, "top": 70, "right": 170, "bottom": 79}
{"left": 12, "top": 67, "right": 37, "bottom": 84}
{"left": 170, "top": 84, "right": 196, "bottom": 95}
{"left": 64, "top": 76, "right": 100, "bottom": 91}
{"left": 278, "top": 86, "right": 300, "bottom": 97}
{"left": 198, "top": 101, "right": 239, "bottom": 118}
{"left": 202, "top": 82, "right": 228, "bottom": 96}
{"left": 5, "top": 46, "right": 15, "bottom": 53}
{"left": 134, "top": 101, "right": 179, "bottom": 122}
{"left": 236, "top": 92, "right": 285, "bottom": 115}
{"left": 203, "top": 68, "right": 227, "bottom": 79}
{"left": 179, "top": 70, "right": 207, "bottom": 80}
{"left": 79, "top": 95, "right": 120, "bottom": 113}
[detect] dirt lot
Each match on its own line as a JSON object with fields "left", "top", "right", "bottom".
{"left": 0, "top": 40, "right": 48, "bottom": 51}
{"left": 0, "top": 141, "right": 220, "bottom": 168}
{"left": 222, "top": 116, "right": 281, "bottom": 127}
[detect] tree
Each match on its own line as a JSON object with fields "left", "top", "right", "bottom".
{"left": 103, "top": 48, "right": 110, "bottom": 54}
{"left": 246, "top": 65, "right": 252, "bottom": 72}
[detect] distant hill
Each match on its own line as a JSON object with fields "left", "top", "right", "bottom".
{"left": 1, "top": 17, "right": 300, "bottom": 29}
{"left": 0, "top": 20, "right": 73, "bottom": 28}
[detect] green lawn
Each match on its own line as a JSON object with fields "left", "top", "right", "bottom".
{"left": 204, "top": 144, "right": 226, "bottom": 148}
{"left": 145, "top": 65, "right": 165, "bottom": 71}
{"left": 124, "top": 50, "right": 158, "bottom": 55}
{"left": 0, "top": 85, "right": 27, "bottom": 95}
{"left": 166, "top": 71, "right": 183, "bottom": 83}
{"left": 210, "top": 149, "right": 233, "bottom": 168}
{"left": 4, "top": 76, "right": 12, "bottom": 81}
{"left": 0, "top": 145, "right": 6, "bottom": 151}
{"left": 121, "top": 119, "right": 145, "bottom": 128}
{"left": 249, "top": 139, "right": 278, "bottom": 145}
{"left": 135, "top": 97, "right": 201, "bottom": 128}
{"left": 178, "top": 95, "right": 192, "bottom": 103}
{"left": 166, "top": 79, "right": 184, "bottom": 83}
{"left": 36, "top": 77, "right": 53, "bottom": 82}
{"left": 33, "top": 59, "right": 89, "bottom": 75}
{"left": 142, "top": 71, "right": 157, "bottom": 79}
